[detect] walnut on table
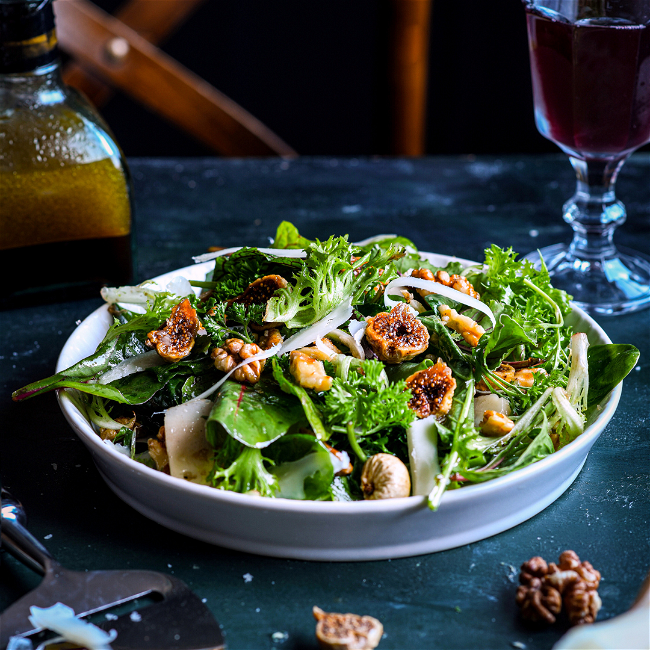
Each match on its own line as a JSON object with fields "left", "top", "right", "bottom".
{"left": 516, "top": 550, "right": 602, "bottom": 627}
{"left": 313, "top": 606, "right": 383, "bottom": 650}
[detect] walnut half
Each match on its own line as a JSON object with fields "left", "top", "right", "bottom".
{"left": 211, "top": 338, "right": 265, "bottom": 383}
{"left": 516, "top": 551, "right": 602, "bottom": 627}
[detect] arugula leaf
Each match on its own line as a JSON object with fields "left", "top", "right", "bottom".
{"left": 12, "top": 331, "right": 148, "bottom": 401}
{"left": 460, "top": 418, "right": 554, "bottom": 483}
{"left": 484, "top": 312, "right": 538, "bottom": 358}
{"left": 384, "top": 358, "right": 435, "bottom": 384}
{"left": 587, "top": 344, "right": 639, "bottom": 407}
{"left": 428, "top": 380, "right": 476, "bottom": 510}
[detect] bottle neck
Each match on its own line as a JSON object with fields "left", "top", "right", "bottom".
{"left": 1, "top": 60, "right": 65, "bottom": 103}
{"left": 0, "top": 0, "right": 59, "bottom": 74}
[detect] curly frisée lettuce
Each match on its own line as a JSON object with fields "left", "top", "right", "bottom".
{"left": 12, "top": 222, "right": 638, "bottom": 506}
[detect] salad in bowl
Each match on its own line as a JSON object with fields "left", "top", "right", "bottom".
{"left": 13, "top": 222, "right": 638, "bottom": 511}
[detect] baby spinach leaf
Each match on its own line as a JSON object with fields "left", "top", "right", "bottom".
{"left": 271, "top": 220, "right": 313, "bottom": 249}
{"left": 587, "top": 344, "right": 639, "bottom": 407}
{"left": 206, "top": 378, "right": 306, "bottom": 449}
{"left": 384, "top": 358, "right": 434, "bottom": 384}
{"left": 43, "top": 371, "right": 165, "bottom": 405}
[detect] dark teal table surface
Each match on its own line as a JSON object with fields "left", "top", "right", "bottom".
{"left": 1, "top": 155, "right": 649, "bottom": 650}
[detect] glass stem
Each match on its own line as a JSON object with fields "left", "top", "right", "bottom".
{"left": 563, "top": 156, "right": 628, "bottom": 260}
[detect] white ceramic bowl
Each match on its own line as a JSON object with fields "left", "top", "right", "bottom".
{"left": 56, "top": 254, "right": 621, "bottom": 561}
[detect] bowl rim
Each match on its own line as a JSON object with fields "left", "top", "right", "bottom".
{"left": 56, "top": 252, "right": 621, "bottom": 514}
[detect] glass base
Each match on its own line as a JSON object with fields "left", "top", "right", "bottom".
{"left": 525, "top": 244, "right": 650, "bottom": 316}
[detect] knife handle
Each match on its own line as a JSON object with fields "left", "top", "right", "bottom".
{"left": 1, "top": 488, "right": 54, "bottom": 575}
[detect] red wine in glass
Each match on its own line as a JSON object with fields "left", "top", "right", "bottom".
{"left": 523, "top": 1, "right": 650, "bottom": 314}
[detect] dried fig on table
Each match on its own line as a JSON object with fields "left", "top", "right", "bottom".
{"left": 313, "top": 606, "right": 383, "bottom": 650}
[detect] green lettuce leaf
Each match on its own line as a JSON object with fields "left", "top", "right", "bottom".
{"left": 265, "top": 434, "right": 334, "bottom": 500}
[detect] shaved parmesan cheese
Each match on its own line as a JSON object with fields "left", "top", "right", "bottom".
{"left": 193, "top": 235, "right": 407, "bottom": 265}
{"left": 276, "top": 300, "right": 354, "bottom": 353}
{"left": 314, "top": 337, "right": 337, "bottom": 359}
{"left": 28, "top": 603, "right": 116, "bottom": 650}
{"left": 98, "top": 350, "right": 166, "bottom": 385}
{"left": 102, "top": 439, "right": 130, "bottom": 456}
{"left": 473, "top": 394, "right": 512, "bottom": 427}
{"left": 165, "top": 275, "right": 194, "bottom": 297}
{"left": 348, "top": 318, "right": 367, "bottom": 339}
{"left": 407, "top": 417, "right": 441, "bottom": 496}
{"left": 100, "top": 285, "right": 161, "bottom": 307}
{"left": 165, "top": 399, "right": 214, "bottom": 484}
{"left": 383, "top": 276, "right": 496, "bottom": 327}
{"left": 192, "top": 247, "right": 307, "bottom": 264}
{"left": 193, "top": 300, "right": 353, "bottom": 401}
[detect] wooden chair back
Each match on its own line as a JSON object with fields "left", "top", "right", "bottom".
{"left": 54, "top": 0, "right": 431, "bottom": 157}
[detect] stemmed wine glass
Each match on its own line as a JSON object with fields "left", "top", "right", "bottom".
{"left": 522, "top": 0, "right": 650, "bottom": 315}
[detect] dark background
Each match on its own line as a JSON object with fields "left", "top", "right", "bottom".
{"left": 72, "top": 0, "right": 567, "bottom": 158}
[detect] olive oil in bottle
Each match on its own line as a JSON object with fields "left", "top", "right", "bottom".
{"left": 0, "top": 0, "right": 134, "bottom": 306}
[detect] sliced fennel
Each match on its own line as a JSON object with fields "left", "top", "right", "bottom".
{"left": 567, "top": 333, "right": 589, "bottom": 412}
{"left": 407, "top": 416, "right": 441, "bottom": 496}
